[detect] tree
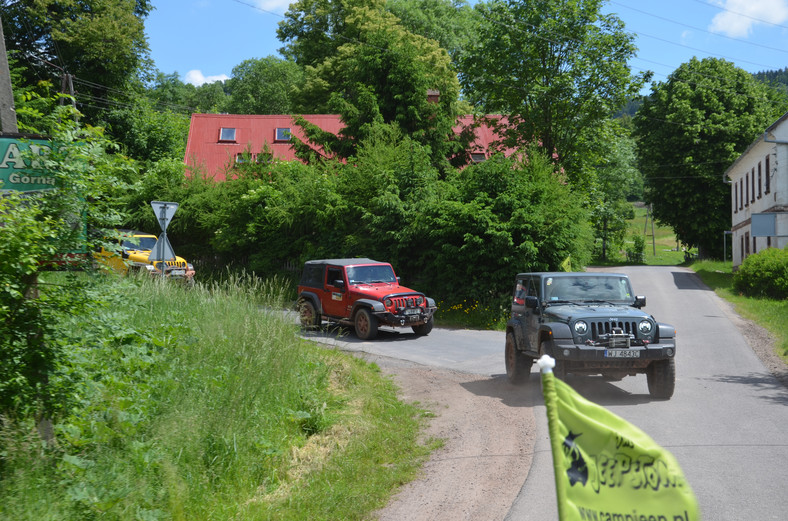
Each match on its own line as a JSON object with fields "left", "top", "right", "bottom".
{"left": 458, "top": 0, "right": 646, "bottom": 187}
{"left": 588, "top": 121, "right": 640, "bottom": 261}
{"left": 387, "top": 0, "right": 477, "bottom": 63}
{"left": 289, "top": 3, "right": 464, "bottom": 171}
{"left": 1, "top": 0, "right": 154, "bottom": 122}
{"left": 277, "top": 0, "right": 383, "bottom": 68}
{"left": 226, "top": 57, "right": 304, "bottom": 115}
{"left": 634, "top": 57, "right": 788, "bottom": 258}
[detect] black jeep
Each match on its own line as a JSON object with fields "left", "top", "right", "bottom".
{"left": 505, "top": 272, "right": 677, "bottom": 399}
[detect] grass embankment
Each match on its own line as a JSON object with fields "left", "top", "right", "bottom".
{"left": 0, "top": 273, "right": 436, "bottom": 520}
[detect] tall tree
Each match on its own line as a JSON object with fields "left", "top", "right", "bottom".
{"left": 459, "top": 0, "right": 645, "bottom": 187}
{"left": 226, "top": 56, "right": 304, "bottom": 115}
{"left": 1, "top": 0, "right": 153, "bottom": 121}
{"left": 277, "top": 0, "right": 383, "bottom": 68}
{"left": 634, "top": 57, "right": 788, "bottom": 258}
{"left": 289, "top": 4, "right": 463, "bottom": 171}
{"left": 387, "top": 0, "right": 477, "bottom": 63}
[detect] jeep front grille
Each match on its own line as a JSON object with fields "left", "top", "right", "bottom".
{"left": 154, "top": 260, "right": 187, "bottom": 269}
{"left": 391, "top": 296, "right": 422, "bottom": 308}
{"left": 590, "top": 321, "right": 638, "bottom": 340}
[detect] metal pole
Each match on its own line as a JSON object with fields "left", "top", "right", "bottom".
{"left": 0, "top": 16, "right": 19, "bottom": 133}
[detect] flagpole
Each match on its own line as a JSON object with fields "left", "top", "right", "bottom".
{"left": 538, "top": 355, "right": 568, "bottom": 521}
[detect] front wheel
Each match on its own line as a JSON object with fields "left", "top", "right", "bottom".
{"left": 354, "top": 308, "right": 378, "bottom": 340}
{"left": 412, "top": 316, "right": 434, "bottom": 336}
{"left": 647, "top": 358, "right": 675, "bottom": 399}
{"left": 505, "top": 332, "right": 532, "bottom": 385}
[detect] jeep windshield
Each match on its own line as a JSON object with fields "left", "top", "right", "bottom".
{"left": 346, "top": 265, "right": 397, "bottom": 285}
{"left": 122, "top": 236, "right": 157, "bottom": 251}
{"left": 543, "top": 275, "right": 634, "bottom": 305}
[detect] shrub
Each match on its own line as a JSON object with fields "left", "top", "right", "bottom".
{"left": 733, "top": 247, "right": 788, "bottom": 299}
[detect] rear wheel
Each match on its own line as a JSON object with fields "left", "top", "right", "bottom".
{"left": 647, "top": 358, "right": 675, "bottom": 399}
{"left": 505, "top": 332, "right": 532, "bottom": 385}
{"left": 412, "top": 316, "right": 434, "bottom": 336}
{"left": 298, "top": 299, "right": 321, "bottom": 328}
{"left": 354, "top": 308, "right": 378, "bottom": 340}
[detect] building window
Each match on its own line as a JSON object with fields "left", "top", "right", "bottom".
{"left": 745, "top": 173, "right": 749, "bottom": 207}
{"left": 739, "top": 178, "right": 743, "bottom": 210}
{"left": 470, "top": 153, "right": 487, "bottom": 163}
{"left": 757, "top": 162, "right": 762, "bottom": 199}
{"left": 751, "top": 167, "right": 755, "bottom": 203}
{"left": 219, "top": 127, "right": 236, "bottom": 142}
{"left": 753, "top": 236, "right": 757, "bottom": 255}
{"left": 765, "top": 155, "right": 771, "bottom": 194}
{"left": 768, "top": 237, "right": 772, "bottom": 248}
{"left": 275, "top": 128, "right": 291, "bottom": 142}
{"left": 235, "top": 153, "right": 246, "bottom": 164}
{"left": 734, "top": 183, "right": 738, "bottom": 213}
{"left": 745, "top": 232, "right": 750, "bottom": 256}
{"left": 740, "top": 236, "right": 744, "bottom": 261}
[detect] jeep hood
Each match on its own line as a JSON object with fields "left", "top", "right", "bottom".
{"left": 350, "top": 282, "right": 422, "bottom": 299}
{"left": 127, "top": 250, "right": 189, "bottom": 265}
{"left": 544, "top": 303, "right": 646, "bottom": 322}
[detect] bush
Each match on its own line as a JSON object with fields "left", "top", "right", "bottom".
{"left": 625, "top": 234, "right": 646, "bottom": 264}
{"left": 733, "top": 247, "right": 788, "bottom": 299}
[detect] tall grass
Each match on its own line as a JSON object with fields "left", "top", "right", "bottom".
{"left": 1, "top": 272, "right": 433, "bottom": 520}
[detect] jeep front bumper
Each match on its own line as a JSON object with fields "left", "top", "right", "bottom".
{"left": 546, "top": 340, "right": 675, "bottom": 369}
{"left": 375, "top": 307, "right": 436, "bottom": 328}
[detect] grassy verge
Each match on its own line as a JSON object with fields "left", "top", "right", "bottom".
{"left": 0, "top": 273, "right": 436, "bottom": 520}
{"left": 690, "top": 260, "right": 788, "bottom": 362}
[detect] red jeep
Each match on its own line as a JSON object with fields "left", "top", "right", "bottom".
{"left": 297, "top": 258, "right": 436, "bottom": 340}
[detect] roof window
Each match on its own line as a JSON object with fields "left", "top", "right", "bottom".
{"left": 275, "top": 128, "right": 291, "bottom": 142}
{"left": 219, "top": 127, "right": 236, "bottom": 142}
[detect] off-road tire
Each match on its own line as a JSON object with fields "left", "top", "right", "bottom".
{"left": 505, "top": 332, "right": 532, "bottom": 385}
{"left": 412, "top": 316, "right": 434, "bottom": 336}
{"left": 647, "top": 358, "right": 675, "bottom": 399}
{"left": 298, "top": 299, "right": 321, "bottom": 328}
{"left": 355, "top": 308, "right": 378, "bottom": 340}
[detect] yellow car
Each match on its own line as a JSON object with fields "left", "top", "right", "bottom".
{"left": 95, "top": 230, "right": 195, "bottom": 284}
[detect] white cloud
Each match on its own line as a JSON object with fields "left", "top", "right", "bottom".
{"left": 184, "top": 70, "right": 230, "bottom": 87}
{"left": 709, "top": 0, "right": 788, "bottom": 37}
{"left": 254, "top": 0, "right": 293, "bottom": 14}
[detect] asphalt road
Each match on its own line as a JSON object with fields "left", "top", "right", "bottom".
{"left": 302, "top": 265, "right": 788, "bottom": 520}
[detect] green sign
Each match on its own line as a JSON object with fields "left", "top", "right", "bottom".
{"left": 0, "top": 134, "right": 56, "bottom": 192}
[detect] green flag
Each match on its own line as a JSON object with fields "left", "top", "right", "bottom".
{"left": 537, "top": 355, "right": 700, "bottom": 521}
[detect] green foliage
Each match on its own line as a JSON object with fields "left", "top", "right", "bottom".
{"left": 387, "top": 0, "right": 477, "bottom": 62}
{"left": 102, "top": 96, "right": 190, "bottom": 162}
{"left": 634, "top": 57, "right": 788, "bottom": 258}
{"left": 625, "top": 234, "right": 646, "bottom": 265}
{"left": 733, "top": 247, "right": 788, "bottom": 299}
{"left": 459, "top": 0, "right": 646, "bottom": 186}
{"left": 0, "top": 113, "right": 136, "bottom": 418}
{"left": 226, "top": 56, "right": 304, "bottom": 115}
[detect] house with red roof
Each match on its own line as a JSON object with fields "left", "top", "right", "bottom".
{"left": 183, "top": 113, "right": 513, "bottom": 181}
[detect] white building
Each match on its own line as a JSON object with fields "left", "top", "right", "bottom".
{"left": 725, "top": 111, "right": 788, "bottom": 269}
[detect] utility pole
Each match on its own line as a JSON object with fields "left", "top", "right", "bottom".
{"left": 0, "top": 15, "right": 19, "bottom": 133}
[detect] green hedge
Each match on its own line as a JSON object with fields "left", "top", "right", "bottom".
{"left": 733, "top": 247, "right": 788, "bottom": 299}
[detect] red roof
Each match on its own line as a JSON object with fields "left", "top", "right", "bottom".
{"left": 184, "top": 113, "right": 513, "bottom": 180}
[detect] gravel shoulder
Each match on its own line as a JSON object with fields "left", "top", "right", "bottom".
{"left": 357, "top": 299, "right": 785, "bottom": 521}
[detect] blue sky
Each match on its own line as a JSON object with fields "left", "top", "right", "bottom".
{"left": 145, "top": 0, "right": 788, "bottom": 90}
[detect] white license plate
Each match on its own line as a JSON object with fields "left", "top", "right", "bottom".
{"left": 170, "top": 269, "right": 185, "bottom": 276}
{"left": 403, "top": 308, "right": 421, "bottom": 315}
{"left": 605, "top": 349, "right": 640, "bottom": 358}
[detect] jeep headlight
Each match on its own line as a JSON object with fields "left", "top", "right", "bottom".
{"left": 415, "top": 296, "right": 424, "bottom": 306}
{"left": 384, "top": 298, "right": 393, "bottom": 308}
{"left": 638, "top": 320, "right": 653, "bottom": 334}
{"left": 573, "top": 321, "right": 588, "bottom": 334}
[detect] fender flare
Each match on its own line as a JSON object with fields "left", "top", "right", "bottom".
{"left": 351, "top": 298, "right": 386, "bottom": 316}
{"left": 537, "top": 322, "right": 573, "bottom": 355}
{"left": 298, "top": 291, "right": 323, "bottom": 315}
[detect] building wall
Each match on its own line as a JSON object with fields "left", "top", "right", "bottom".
{"left": 729, "top": 114, "right": 788, "bottom": 268}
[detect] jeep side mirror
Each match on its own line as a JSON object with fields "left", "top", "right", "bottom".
{"left": 634, "top": 295, "right": 646, "bottom": 308}
{"left": 333, "top": 279, "right": 345, "bottom": 289}
{"left": 525, "top": 296, "right": 539, "bottom": 309}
